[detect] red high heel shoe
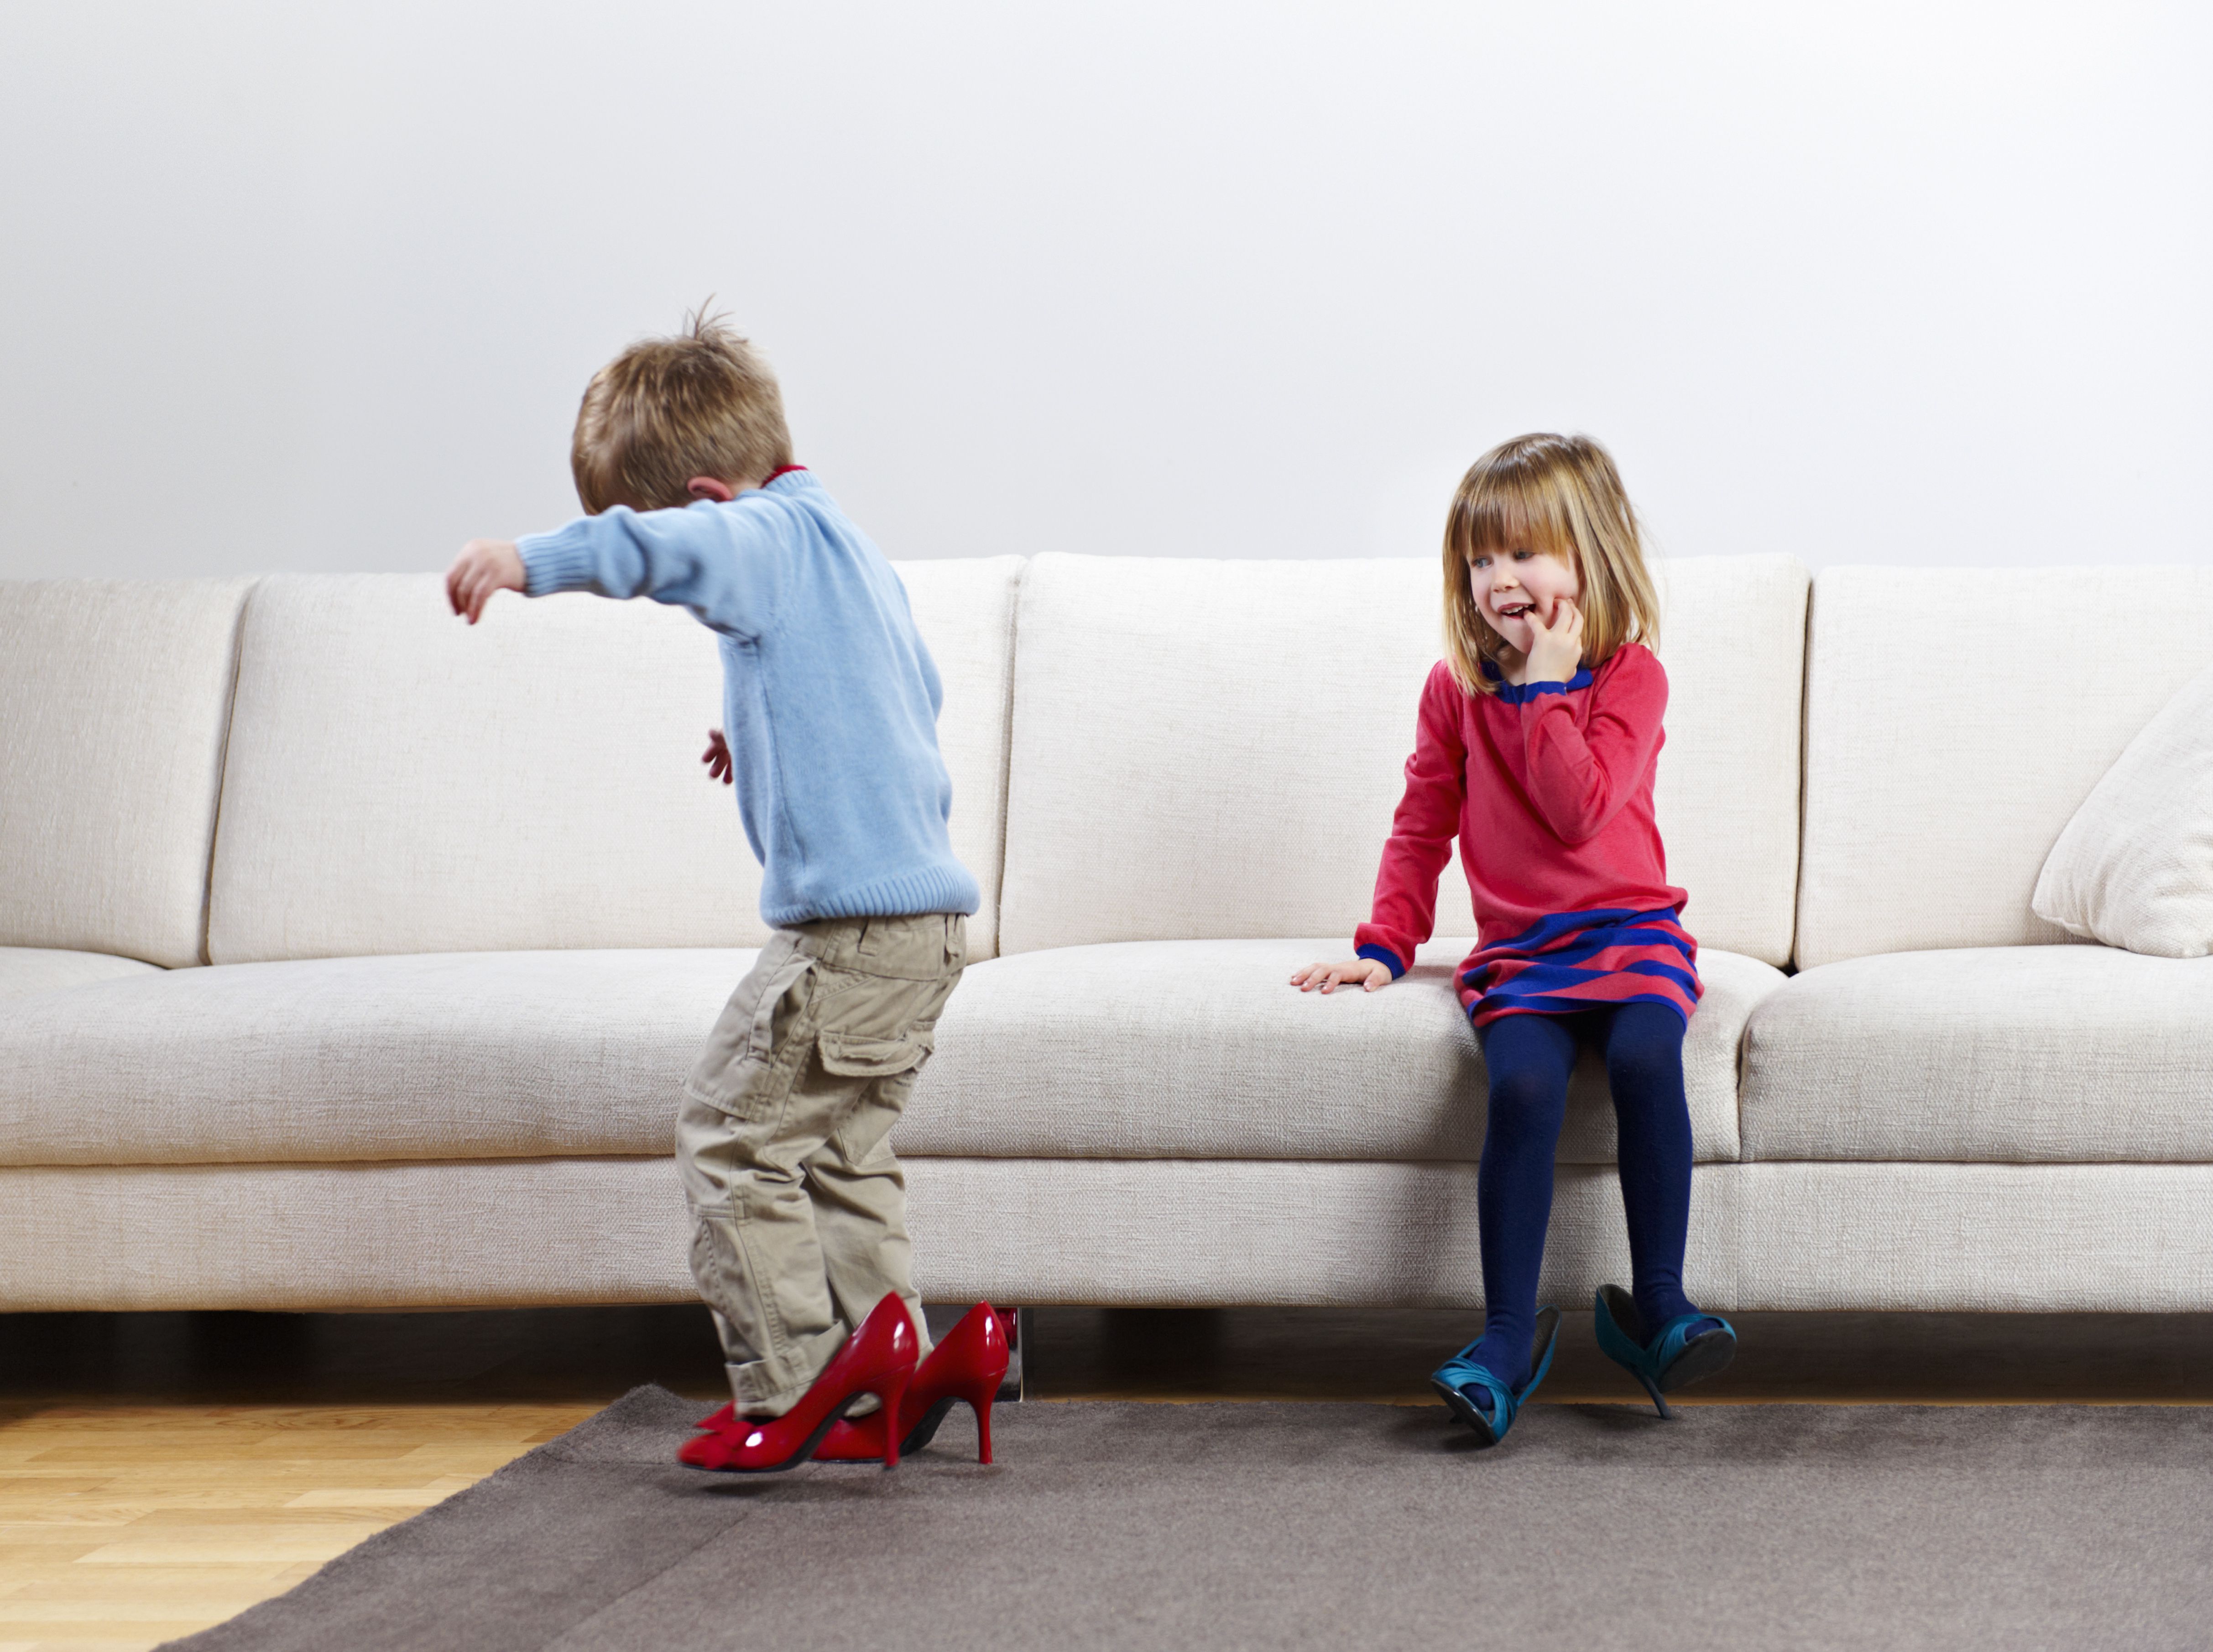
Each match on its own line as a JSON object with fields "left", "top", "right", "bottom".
{"left": 809, "top": 1302, "right": 1010, "bottom": 1465}
{"left": 677, "top": 1294, "right": 919, "bottom": 1473}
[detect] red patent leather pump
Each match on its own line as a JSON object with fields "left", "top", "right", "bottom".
{"left": 678, "top": 1294, "right": 919, "bottom": 1473}
{"left": 810, "top": 1302, "right": 1010, "bottom": 1465}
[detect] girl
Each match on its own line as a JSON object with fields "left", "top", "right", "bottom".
{"left": 1292, "top": 433, "right": 1735, "bottom": 1446}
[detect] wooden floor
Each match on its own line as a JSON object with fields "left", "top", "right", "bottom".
{"left": 6, "top": 1304, "right": 2213, "bottom": 1650}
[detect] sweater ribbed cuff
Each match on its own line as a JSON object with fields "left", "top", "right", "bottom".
{"left": 1356, "top": 943, "right": 1408, "bottom": 980}
{"left": 516, "top": 525, "right": 600, "bottom": 597}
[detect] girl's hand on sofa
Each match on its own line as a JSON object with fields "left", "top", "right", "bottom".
{"left": 702, "top": 729, "right": 734, "bottom": 784}
{"left": 1290, "top": 958, "right": 1393, "bottom": 994}
{"left": 447, "top": 540, "right": 527, "bottom": 624}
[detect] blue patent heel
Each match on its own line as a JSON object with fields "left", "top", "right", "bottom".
{"left": 1592, "top": 1284, "right": 1736, "bottom": 1418}
{"left": 1429, "top": 1306, "right": 1561, "bottom": 1448}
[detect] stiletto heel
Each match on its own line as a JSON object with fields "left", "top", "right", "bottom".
{"left": 1592, "top": 1284, "right": 1736, "bottom": 1419}
{"left": 804, "top": 1302, "right": 1010, "bottom": 1465}
{"left": 973, "top": 1385, "right": 994, "bottom": 1466}
{"left": 1429, "top": 1306, "right": 1561, "bottom": 1448}
{"left": 877, "top": 1371, "right": 908, "bottom": 1471}
{"left": 678, "top": 1293, "right": 919, "bottom": 1473}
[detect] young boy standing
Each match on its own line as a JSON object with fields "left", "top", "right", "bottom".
{"left": 446, "top": 315, "right": 974, "bottom": 1452}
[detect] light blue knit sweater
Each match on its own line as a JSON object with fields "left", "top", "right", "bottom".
{"left": 516, "top": 470, "right": 979, "bottom": 928}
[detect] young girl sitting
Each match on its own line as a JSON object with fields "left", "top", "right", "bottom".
{"left": 1292, "top": 433, "right": 1735, "bottom": 1446}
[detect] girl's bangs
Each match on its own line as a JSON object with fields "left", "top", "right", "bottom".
{"left": 1455, "top": 476, "right": 1574, "bottom": 562}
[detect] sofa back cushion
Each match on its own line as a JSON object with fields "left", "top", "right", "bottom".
{"left": 206, "top": 562, "right": 1020, "bottom": 962}
{"left": 995, "top": 554, "right": 1807, "bottom": 964}
{"left": 1795, "top": 565, "right": 2213, "bottom": 968}
{"left": 0, "top": 579, "right": 253, "bottom": 967}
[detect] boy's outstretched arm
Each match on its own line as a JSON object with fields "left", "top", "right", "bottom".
{"left": 448, "top": 540, "right": 526, "bottom": 623}
{"left": 444, "top": 502, "right": 785, "bottom": 637}
{"left": 514, "top": 504, "right": 782, "bottom": 638}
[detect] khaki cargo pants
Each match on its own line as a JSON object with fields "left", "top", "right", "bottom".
{"left": 678, "top": 912, "right": 966, "bottom": 1417}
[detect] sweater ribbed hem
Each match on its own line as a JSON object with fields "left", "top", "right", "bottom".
{"left": 517, "top": 526, "right": 602, "bottom": 596}
{"left": 763, "top": 862, "right": 981, "bottom": 928}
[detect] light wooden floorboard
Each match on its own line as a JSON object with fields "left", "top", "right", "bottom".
{"left": 0, "top": 1402, "right": 598, "bottom": 1652}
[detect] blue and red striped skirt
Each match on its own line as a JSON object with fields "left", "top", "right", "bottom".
{"left": 1457, "top": 907, "right": 1702, "bottom": 1029}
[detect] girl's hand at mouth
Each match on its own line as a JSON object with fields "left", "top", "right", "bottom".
{"left": 1523, "top": 597, "right": 1585, "bottom": 685}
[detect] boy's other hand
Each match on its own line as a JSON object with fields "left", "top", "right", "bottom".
{"left": 702, "top": 729, "right": 734, "bottom": 784}
{"left": 1289, "top": 958, "right": 1393, "bottom": 994}
{"left": 447, "top": 540, "right": 526, "bottom": 624}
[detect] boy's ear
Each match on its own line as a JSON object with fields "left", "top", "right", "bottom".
{"left": 685, "top": 476, "right": 738, "bottom": 503}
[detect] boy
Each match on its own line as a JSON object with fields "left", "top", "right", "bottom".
{"left": 446, "top": 313, "right": 974, "bottom": 1441}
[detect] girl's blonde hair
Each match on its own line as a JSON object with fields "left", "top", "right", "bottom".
{"left": 1441, "top": 433, "right": 1660, "bottom": 697}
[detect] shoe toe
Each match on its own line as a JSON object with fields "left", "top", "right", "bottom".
{"left": 677, "top": 1432, "right": 729, "bottom": 1470}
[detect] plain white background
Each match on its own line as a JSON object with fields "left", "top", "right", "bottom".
{"left": 2, "top": 0, "right": 2207, "bottom": 579}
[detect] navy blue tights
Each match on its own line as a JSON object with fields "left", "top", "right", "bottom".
{"left": 1458, "top": 1002, "right": 1706, "bottom": 1391}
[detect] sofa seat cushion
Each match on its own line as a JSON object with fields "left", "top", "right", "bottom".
{"left": 898, "top": 939, "right": 1783, "bottom": 1163}
{"left": 1741, "top": 946, "right": 2213, "bottom": 1163}
{"left": 0, "top": 949, "right": 756, "bottom": 1166}
{"left": 0, "top": 939, "right": 1780, "bottom": 1170}
{"left": 0, "top": 948, "right": 164, "bottom": 1004}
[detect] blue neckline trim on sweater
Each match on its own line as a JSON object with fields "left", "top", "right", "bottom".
{"left": 1482, "top": 659, "right": 1592, "bottom": 703}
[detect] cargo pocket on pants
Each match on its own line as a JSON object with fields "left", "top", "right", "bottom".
{"left": 817, "top": 1030, "right": 932, "bottom": 1167}
{"left": 816, "top": 1029, "right": 932, "bottom": 1078}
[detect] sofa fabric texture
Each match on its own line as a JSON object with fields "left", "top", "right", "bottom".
{"left": 996, "top": 554, "right": 1807, "bottom": 967}
{"left": 2032, "top": 659, "right": 2213, "bottom": 959}
{"left": 10, "top": 554, "right": 2212, "bottom": 1317}
{"left": 1795, "top": 565, "right": 2213, "bottom": 969}
{"left": 0, "top": 578, "right": 252, "bottom": 967}
{"left": 0, "top": 949, "right": 754, "bottom": 1166}
{"left": 1740, "top": 946, "right": 2213, "bottom": 1164}
{"left": 0, "top": 947, "right": 164, "bottom": 1004}
{"left": 911, "top": 939, "right": 1781, "bottom": 1164}
{"left": 205, "top": 564, "right": 1018, "bottom": 966}
{"left": 8, "top": 1157, "right": 2212, "bottom": 1314}
{"left": 0, "top": 939, "right": 1780, "bottom": 1167}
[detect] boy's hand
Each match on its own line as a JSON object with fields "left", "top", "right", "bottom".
{"left": 447, "top": 540, "right": 526, "bottom": 624}
{"left": 1289, "top": 958, "right": 1393, "bottom": 994}
{"left": 702, "top": 729, "right": 734, "bottom": 784}
{"left": 1524, "top": 596, "right": 1585, "bottom": 685}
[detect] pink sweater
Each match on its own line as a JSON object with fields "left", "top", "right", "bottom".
{"left": 1353, "top": 643, "right": 1691, "bottom": 979}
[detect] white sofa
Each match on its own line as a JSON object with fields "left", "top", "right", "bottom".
{"left": 4, "top": 557, "right": 2211, "bottom": 1315}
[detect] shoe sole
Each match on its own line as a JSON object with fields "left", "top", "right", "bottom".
{"left": 1633, "top": 1333, "right": 1735, "bottom": 1420}
{"left": 1430, "top": 1377, "right": 1503, "bottom": 1448}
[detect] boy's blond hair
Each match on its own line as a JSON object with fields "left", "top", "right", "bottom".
{"left": 1441, "top": 432, "right": 1661, "bottom": 697}
{"left": 570, "top": 308, "right": 793, "bottom": 513}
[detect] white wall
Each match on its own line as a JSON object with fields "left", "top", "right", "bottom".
{"left": 2, "top": 0, "right": 2207, "bottom": 579}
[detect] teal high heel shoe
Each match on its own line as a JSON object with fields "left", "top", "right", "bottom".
{"left": 1592, "top": 1284, "right": 1736, "bottom": 1418}
{"left": 1429, "top": 1306, "right": 1561, "bottom": 1447}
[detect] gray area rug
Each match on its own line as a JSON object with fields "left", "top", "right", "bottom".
{"left": 166, "top": 1388, "right": 2213, "bottom": 1652}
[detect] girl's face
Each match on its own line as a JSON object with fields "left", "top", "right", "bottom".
{"left": 1468, "top": 544, "right": 1581, "bottom": 655}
